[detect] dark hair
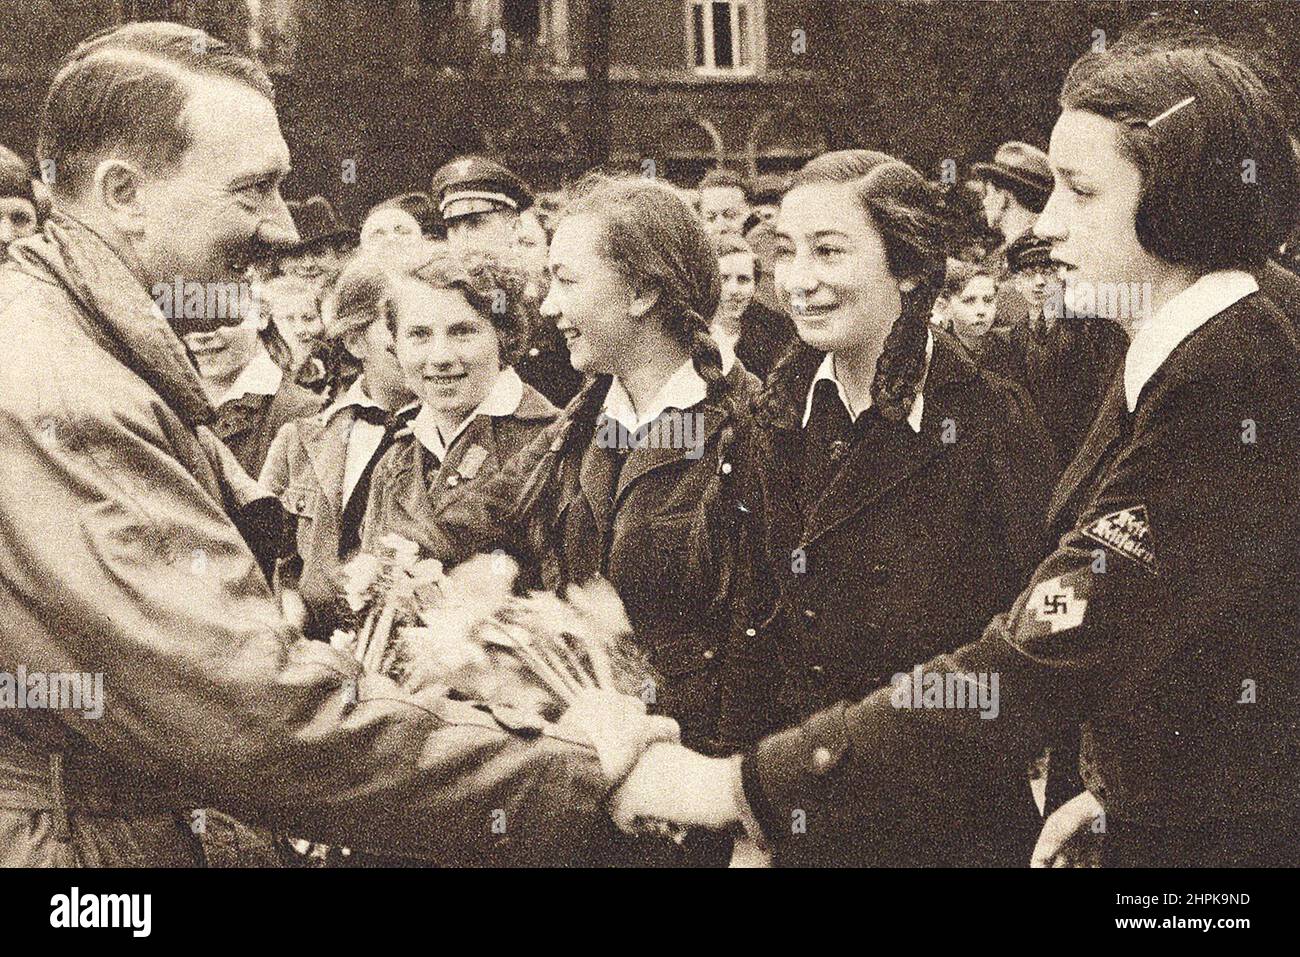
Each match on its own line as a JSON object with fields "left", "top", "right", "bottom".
{"left": 698, "top": 167, "right": 752, "bottom": 202}
{"left": 785, "top": 149, "right": 957, "bottom": 422}
{"left": 562, "top": 173, "right": 725, "bottom": 401}
{"left": 0, "top": 145, "right": 36, "bottom": 209}
{"left": 37, "top": 22, "right": 274, "bottom": 199}
{"left": 940, "top": 257, "right": 1000, "bottom": 300}
{"left": 1060, "top": 27, "right": 1300, "bottom": 271}
{"left": 985, "top": 175, "right": 1048, "bottom": 215}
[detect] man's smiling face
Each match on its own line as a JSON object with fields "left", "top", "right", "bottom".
{"left": 133, "top": 75, "right": 295, "bottom": 331}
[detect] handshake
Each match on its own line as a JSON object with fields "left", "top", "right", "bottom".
{"left": 554, "top": 689, "right": 770, "bottom": 865}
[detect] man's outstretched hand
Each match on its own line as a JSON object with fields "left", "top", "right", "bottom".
{"left": 552, "top": 689, "right": 681, "bottom": 787}
{"left": 608, "top": 742, "right": 745, "bottom": 833}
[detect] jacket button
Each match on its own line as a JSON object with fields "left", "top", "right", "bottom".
{"left": 802, "top": 608, "right": 817, "bottom": 621}
{"left": 811, "top": 747, "right": 834, "bottom": 774}
{"left": 528, "top": 347, "right": 540, "bottom": 357}
{"left": 744, "top": 628, "right": 756, "bottom": 638}
{"left": 446, "top": 474, "right": 460, "bottom": 487}
{"left": 810, "top": 664, "right": 824, "bottom": 676}
{"left": 720, "top": 461, "right": 732, "bottom": 474}
{"left": 702, "top": 649, "right": 715, "bottom": 660}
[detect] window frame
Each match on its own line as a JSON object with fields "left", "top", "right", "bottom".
{"left": 686, "top": 0, "right": 763, "bottom": 78}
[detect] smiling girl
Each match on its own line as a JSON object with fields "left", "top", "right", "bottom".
{"left": 717, "top": 149, "right": 1056, "bottom": 865}
{"left": 361, "top": 245, "right": 559, "bottom": 547}
{"left": 606, "top": 27, "right": 1300, "bottom": 871}
{"left": 412, "top": 174, "right": 759, "bottom": 758}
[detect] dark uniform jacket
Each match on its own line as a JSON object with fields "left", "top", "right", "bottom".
{"left": 361, "top": 380, "right": 559, "bottom": 554}
{"left": 722, "top": 334, "right": 1055, "bottom": 865}
{"left": 745, "top": 289, "right": 1300, "bottom": 867}
{"left": 415, "top": 363, "right": 760, "bottom": 748}
{"left": 1005, "top": 312, "right": 1127, "bottom": 472}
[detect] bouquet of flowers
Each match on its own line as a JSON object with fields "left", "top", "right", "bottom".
{"left": 330, "top": 534, "right": 658, "bottom": 726}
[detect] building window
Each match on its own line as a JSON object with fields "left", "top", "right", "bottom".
{"left": 689, "top": 0, "right": 758, "bottom": 75}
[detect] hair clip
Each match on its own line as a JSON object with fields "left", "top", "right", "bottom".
{"left": 1143, "top": 95, "right": 1196, "bottom": 128}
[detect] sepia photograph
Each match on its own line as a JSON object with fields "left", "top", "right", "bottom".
{"left": 0, "top": 0, "right": 1295, "bottom": 935}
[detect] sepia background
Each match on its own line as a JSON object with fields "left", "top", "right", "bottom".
{"left": 1, "top": 0, "right": 1297, "bottom": 218}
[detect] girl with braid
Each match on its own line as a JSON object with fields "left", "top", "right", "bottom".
{"left": 718, "top": 150, "right": 1057, "bottom": 866}
{"left": 405, "top": 174, "right": 760, "bottom": 761}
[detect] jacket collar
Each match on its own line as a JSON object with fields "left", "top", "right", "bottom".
{"left": 8, "top": 212, "right": 215, "bottom": 427}
{"left": 763, "top": 333, "right": 979, "bottom": 550}
{"left": 217, "top": 344, "right": 283, "bottom": 405}
{"left": 800, "top": 331, "right": 933, "bottom": 433}
{"left": 409, "top": 366, "right": 539, "bottom": 460}
{"left": 602, "top": 359, "right": 707, "bottom": 433}
{"left": 1124, "top": 270, "right": 1258, "bottom": 412}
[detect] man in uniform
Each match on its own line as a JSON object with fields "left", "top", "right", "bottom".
{"left": 0, "top": 21, "right": 671, "bottom": 867}
{"left": 431, "top": 154, "right": 534, "bottom": 253}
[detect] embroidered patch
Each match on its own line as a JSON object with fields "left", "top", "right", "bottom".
{"left": 1082, "top": 505, "right": 1159, "bottom": 576}
{"left": 1023, "top": 573, "right": 1090, "bottom": 637}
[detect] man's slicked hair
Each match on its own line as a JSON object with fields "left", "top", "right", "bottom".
{"left": 37, "top": 21, "right": 274, "bottom": 198}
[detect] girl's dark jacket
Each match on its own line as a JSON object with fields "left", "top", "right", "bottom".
{"left": 720, "top": 333, "right": 1058, "bottom": 865}
{"left": 412, "top": 364, "right": 760, "bottom": 748}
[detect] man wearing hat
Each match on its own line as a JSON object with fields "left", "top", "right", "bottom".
{"left": 277, "top": 195, "right": 358, "bottom": 293}
{"left": 971, "top": 140, "right": 1054, "bottom": 333}
{"left": 1004, "top": 231, "right": 1126, "bottom": 472}
{"left": 431, "top": 154, "right": 533, "bottom": 252}
{"left": 971, "top": 140, "right": 1052, "bottom": 249}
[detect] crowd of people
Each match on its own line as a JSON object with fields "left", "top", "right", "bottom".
{"left": 1, "top": 16, "right": 1299, "bottom": 869}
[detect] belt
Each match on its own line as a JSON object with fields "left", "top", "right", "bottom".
{"left": 0, "top": 738, "right": 190, "bottom": 840}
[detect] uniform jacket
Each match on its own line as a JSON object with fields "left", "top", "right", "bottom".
{"left": 0, "top": 215, "right": 609, "bottom": 867}
{"left": 415, "top": 364, "right": 760, "bottom": 747}
{"left": 721, "top": 334, "right": 1055, "bottom": 865}
{"left": 360, "top": 380, "right": 559, "bottom": 556}
{"left": 746, "top": 290, "right": 1300, "bottom": 867}
{"left": 210, "top": 373, "right": 322, "bottom": 480}
{"left": 259, "top": 385, "right": 410, "bottom": 639}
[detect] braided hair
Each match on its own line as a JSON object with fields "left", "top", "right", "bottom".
{"left": 562, "top": 173, "right": 727, "bottom": 404}
{"left": 785, "top": 150, "right": 960, "bottom": 423}
{"left": 516, "top": 175, "right": 746, "bottom": 593}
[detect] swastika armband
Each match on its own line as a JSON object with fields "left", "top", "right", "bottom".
{"left": 1019, "top": 570, "right": 1091, "bottom": 639}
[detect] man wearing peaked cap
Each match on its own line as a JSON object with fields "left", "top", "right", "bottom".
{"left": 431, "top": 154, "right": 534, "bottom": 252}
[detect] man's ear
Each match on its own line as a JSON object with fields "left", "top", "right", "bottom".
{"left": 342, "top": 327, "right": 368, "bottom": 362}
{"left": 93, "top": 159, "right": 147, "bottom": 236}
